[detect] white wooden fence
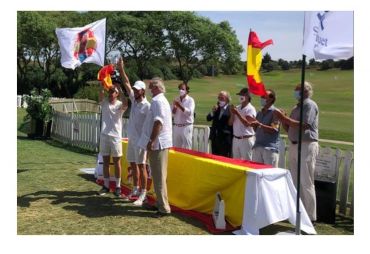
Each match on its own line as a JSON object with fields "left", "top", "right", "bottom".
{"left": 51, "top": 111, "right": 101, "bottom": 151}
{"left": 278, "top": 139, "right": 354, "bottom": 217}
{"left": 50, "top": 114, "right": 210, "bottom": 153}
{"left": 50, "top": 110, "right": 353, "bottom": 217}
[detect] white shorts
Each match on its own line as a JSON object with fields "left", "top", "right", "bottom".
{"left": 126, "top": 141, "right": 148, "bottom": 164}
{"left": 99, "top": 134, "right": 122, "bottom": 157}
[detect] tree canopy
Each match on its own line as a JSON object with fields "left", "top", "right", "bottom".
{"left": 17, "top": 11, "right": 244, "bottom": 97}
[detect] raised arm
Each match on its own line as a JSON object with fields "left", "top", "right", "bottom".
{"left": 117, "top": 57, "right": 133, "bottom": 96}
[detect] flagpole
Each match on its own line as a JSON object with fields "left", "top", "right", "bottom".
{"left": 98, "top": 18, "right": 108, "bottom": 154}
{"left": 295, "top": 54, "right": 306, "bottom": 235}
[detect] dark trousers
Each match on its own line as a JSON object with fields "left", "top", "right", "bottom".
{"left": 211, "top": 136, "right": 232, "bottom": 158}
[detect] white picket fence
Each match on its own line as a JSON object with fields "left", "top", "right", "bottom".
{"left": 278, "top": 139, "right": 354, "bottom": 217}
{"left": 51, "top": 111, "right": 101, "bottom": 151}
{"left": 50, "top": 114, "right": 210, "bottom": 153}
{"left": 50, "top": 111, "right": 353, "bottom": 217}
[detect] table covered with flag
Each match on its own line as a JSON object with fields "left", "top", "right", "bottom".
{"left": 120, "top": 139, "right": 316, "bottom": 234}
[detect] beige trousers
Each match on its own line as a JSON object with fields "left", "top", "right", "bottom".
{"left": 288, "top": 141, "right": 319, "bottom": 221}
{"left": 148, "top": 149, "right": 171, "bottom": 214}
{"left": 252, "top": 146, "right": 279, "bottom": 168}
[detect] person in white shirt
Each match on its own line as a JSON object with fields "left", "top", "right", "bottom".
{"left": 138, "top": 77, "right": 172, "bottom": 218}
{"left": 172, "top": 83, "right": 195, "bottom": 149}
{"left": 117, "top": 58, "right": 150, "bottom": 206}
{"left": 97, "top": 75, "right": 128, "bottom": 198}
{"left": 229, "top": 88, "right": 258, "bottom": 160}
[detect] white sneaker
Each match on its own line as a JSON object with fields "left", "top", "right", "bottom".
{"left": 133, "top": 192, "right": 147, "bottom": 206}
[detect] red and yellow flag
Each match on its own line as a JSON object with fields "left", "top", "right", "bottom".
{"left": 246, "top": 31, "right": 273, "bottom": 96}
{"left": 97, "top": 64, "right": 114, "bottom": 90}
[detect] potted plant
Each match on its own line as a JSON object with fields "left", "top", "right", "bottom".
{"left": 24, "top": 88, "right": 53, "bottom": 138}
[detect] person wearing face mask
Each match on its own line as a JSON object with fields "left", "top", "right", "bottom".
{"left": 172, "top": 83, "right": 195, "bottom": 149}
{"left": 282, "top": 81, "right": 319, "bottom": 223}
{"left": 206, "top": 91, "right": 233, "bottom": 157}
{"left": 229, "top": 88, "right": 258, "bottom": 160}
{"left": 252, "top": 89, "right": 281, "bottom": 167}
{"left": 117, "top": 58, "right": 151, "bottom": 205}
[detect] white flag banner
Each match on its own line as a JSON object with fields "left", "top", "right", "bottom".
{"left": 303, "top": 11, "right": 353, "bottom": 60}
{"left": 56, "top": 18, "right": 106, "bottom": 69}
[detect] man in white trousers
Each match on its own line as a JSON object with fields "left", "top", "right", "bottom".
{"left": 229, "top": 88, "right": 258, "bottom": 160}
{"left": 172, "top": 83, "right": 195, "bottom": 149}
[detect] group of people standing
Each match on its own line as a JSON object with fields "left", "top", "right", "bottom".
{"left": 207, "top": 84, "right": 319, "bottom": 222}
{"left": 96, "top": 56, "right": 319, "bottom": 222}
{"left": 97, "top": 58, "right": 173, "bottom": 218}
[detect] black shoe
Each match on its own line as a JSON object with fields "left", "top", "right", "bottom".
{"left": 143, "top": 203, "right": 158, "bottom": 211}
{"left": 97, "top": 186, "right": 110, "bottom": 196}
{"left": 151, "top": 211, "right": 171, "bottom": 218}
{"left": 114, "top": 187, "right": 121, "bottom": 197}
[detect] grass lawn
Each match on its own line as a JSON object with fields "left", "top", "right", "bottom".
{"left": 17, "top": 108, "right": 353, "bottom": 235}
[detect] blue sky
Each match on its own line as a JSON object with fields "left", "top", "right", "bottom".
{"left": 197, "top": 11, "right": 305, "bottom": 61}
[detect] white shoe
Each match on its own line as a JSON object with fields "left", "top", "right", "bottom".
{"left": 133, "top": 192, "right": 147, "bottom": 206}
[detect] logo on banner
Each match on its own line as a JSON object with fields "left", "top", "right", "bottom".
{"left": 313, "top": 11, "right": 329, "bottom": 48}
{"left": 316, "top": 11, "right": 328, "bottom": 30}
{"left": 73, "top": 29, "right": 97, "bottom": 62}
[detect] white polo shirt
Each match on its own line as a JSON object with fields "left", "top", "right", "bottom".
{"left": 127, "top": 90, "right": 151, "bottom": 145}
{"left": 172, "top": 95, "right": 195, "bottom": 124}
{"left": 138, "top": 93, "right": 172, "bottom": 150}
{"left": 232, "top": 103, "right": 256, "bottom": 137}
{"left": 100, "top": 98, "right": 125, "bottom": 138}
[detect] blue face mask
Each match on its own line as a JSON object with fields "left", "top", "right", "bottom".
{"left": 294, "top": 90, "right": 301, "bottom": 100}
{"left": 260, "top": 98, "right": 267, "bottom": 107}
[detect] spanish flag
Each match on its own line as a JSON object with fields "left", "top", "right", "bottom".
{"left": 97, "top": 64, "right": 114, "bottom": 90}
{"left": 246, "top": 31, "right": 273, "bottom": 96}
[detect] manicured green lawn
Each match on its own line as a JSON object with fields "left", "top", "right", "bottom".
{"left": 17, "top": 108, "right": 353, "bottom": 235}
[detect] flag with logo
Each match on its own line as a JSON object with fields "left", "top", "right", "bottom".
{"left": 56, "top": 18, "right": 106, "bottom": 69}
{"left": 303, "top": 11, "right": 353, "bottom": 60}
{"left": 246, "top": 31, "right": 273, "bottom": 96}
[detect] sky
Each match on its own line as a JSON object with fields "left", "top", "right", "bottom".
{"left": 197, "top": 11, "right": 304, "bottom": 61}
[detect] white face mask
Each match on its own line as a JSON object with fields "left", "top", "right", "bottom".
{"left": 294, "top": 90, "right": 301, "bottom": 100}
{"left": 239, "top": 96, "right": 246, "bottom": 103}
{"left": 218, "top": 100, "right": 226, "bottom": 107}
{"left": 179, "top": 89, "right": 186, "bottom": 96}
{"left": 260, "top": 98, "right": 267, "bottom": 107}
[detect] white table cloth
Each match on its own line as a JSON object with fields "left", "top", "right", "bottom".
{"left": 233, "top": 168, "right": 317, "bottom": 235}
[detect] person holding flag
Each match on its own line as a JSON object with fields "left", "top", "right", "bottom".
{"left": 96, "top": 72, "right": 128, "bottom": 198}
{"left": 117, "top": 57, "right": 151, "bottom": 206}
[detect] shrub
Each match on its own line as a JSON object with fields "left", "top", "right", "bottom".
{"left": 24, "top": 88, "right": 53, "bottom": 123}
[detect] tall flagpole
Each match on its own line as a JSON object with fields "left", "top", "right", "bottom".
{"left": 295, "top": 54, "right": 306, "bottom": 235}
{"left": 98, "top": 18, "right": 108, "bottom": 153}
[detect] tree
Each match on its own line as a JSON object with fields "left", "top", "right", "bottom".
{"left": 278, "top": 58, "right": 290, "bottom": 70}
{"left": 108, "top": 12, "right": 167, "bottom": 80}
{"left": 163, "top": 12, "right": 243, "bottom": 83}
{"left": 262, "top": 53, "right": 272, "bottom": 72}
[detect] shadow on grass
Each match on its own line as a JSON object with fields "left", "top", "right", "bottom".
{"left": 18, "top": 190, "right": 153, "bottom": 218}
{"left": 331, "top": 214, "right": 354, "bottom": 233}
{"left": 17, "top": 169, "right": 29, "bottom": 174}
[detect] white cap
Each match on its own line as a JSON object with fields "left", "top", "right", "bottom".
{"left": 133, "top": 80, "right": 146, "bottom": 90}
